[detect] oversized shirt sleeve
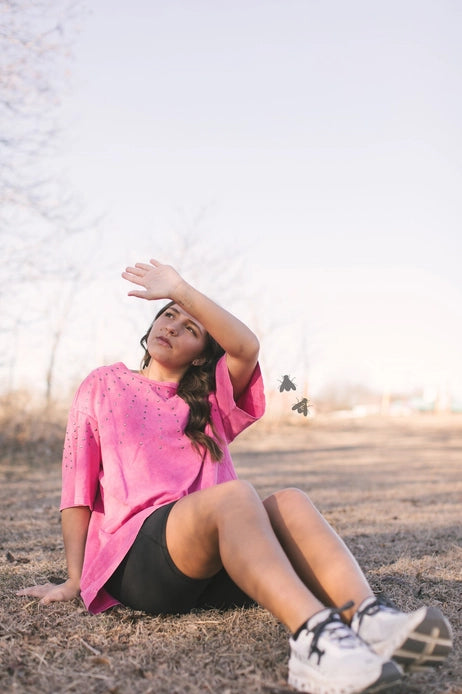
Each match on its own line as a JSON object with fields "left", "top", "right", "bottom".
{"left": 213, "top": 355, "right": 266, "bottom": 442}
{"left": 60, "top": 377, "right": 102, "bottom": 512}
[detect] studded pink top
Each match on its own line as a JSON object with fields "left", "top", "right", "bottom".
{"left": 60, "top": 355, "right": 265, "bottom": 614}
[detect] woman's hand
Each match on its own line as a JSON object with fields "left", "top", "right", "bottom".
{"left": 122, "top": 259, "right": 184, "bottom": 301}
{"left": 16, "top": 578, "right": 80, "bottom": 605}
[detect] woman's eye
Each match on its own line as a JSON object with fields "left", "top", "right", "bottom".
{"left": 186, "top": 326, "right": 195, "bottom": 334}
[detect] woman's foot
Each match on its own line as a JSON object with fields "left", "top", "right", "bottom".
{"left": 288, "top": 605, "right": 403, "bottom": 693}
{"left": 351, "top": 596, "right": 453, "bottom": 672}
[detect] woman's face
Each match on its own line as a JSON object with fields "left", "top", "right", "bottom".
{"left": 146, "top": 304, "right": 208, "bottom": 374}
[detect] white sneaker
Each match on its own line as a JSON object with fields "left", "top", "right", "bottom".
{"left": 351, "top": 596, "right": 453, "bottom": 672}
{"left": 288, "top": 605, "right": 403, "bottom": 694}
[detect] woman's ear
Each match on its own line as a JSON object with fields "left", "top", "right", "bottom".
{"left": 192, "top": 357, "right": 206, "bottom": 366}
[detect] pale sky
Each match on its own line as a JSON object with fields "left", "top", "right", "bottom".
{"left": 7, "top": 0, "right": 462, "bottom": 403}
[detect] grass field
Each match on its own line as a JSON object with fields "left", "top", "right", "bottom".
{"left": 1, "top": 413, "right": 460, "bottom": 693}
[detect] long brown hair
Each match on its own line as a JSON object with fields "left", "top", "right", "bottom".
{"left": 140, "top": 301, "right": 225, "bottom": 461}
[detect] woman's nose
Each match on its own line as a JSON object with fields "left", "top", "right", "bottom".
{"left": 167, "top": 324, "right": 177, "bottom": 335}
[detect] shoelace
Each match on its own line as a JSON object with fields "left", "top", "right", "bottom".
{"left": 355, "top": 596, "right": 398, "bottom": 630}
{"left": 309, "top": 600, "right": 357, "bottom": 665}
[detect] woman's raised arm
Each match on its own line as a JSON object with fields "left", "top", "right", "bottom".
{"left": 122, "top": 259, "right": 260, "bottom": 399}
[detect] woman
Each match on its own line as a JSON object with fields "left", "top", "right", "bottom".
{"left": 18, "top": 259, "right": 452, "bottom": 694}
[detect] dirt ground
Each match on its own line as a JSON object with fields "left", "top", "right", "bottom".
{"left": 1, "top": 413, "right": 461, "bottom": 693}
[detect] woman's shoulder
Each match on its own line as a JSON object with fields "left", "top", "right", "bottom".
{"left": 70, "top": 363, "right": 136, "bottom": 411}
{"left": 74, "top": 362, "right": 133, "bottom": 392}
{"left": 86, "top": 361, "right": 134, "bottom": 377}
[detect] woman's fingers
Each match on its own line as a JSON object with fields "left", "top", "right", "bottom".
{"left": 16, "top": 583, "right": 55, "bottom": 598}
{"left": 122, "top": 259, "right": 177, "bottom": 300}
{"left": 17, "top": 581, "right": 79, "bottom": 604}
{"left": 121, "top": 270, "right": 150, "bottom": 288}
{"left": 124, "top": 266, "right": 147, "bottom": 277}
{"left": 127, "top": 290, "right": 149, "bottom": 299}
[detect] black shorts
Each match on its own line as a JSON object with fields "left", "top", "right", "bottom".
{"left": 105, "top": 500, "right": 255, "bottom": 615}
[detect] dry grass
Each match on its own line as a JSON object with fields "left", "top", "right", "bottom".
{"left": 1, "top": 412, "right": 461, "bottom": 693}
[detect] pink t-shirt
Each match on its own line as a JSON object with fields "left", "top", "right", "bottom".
{"left": 60, "top": 355, "right": 265, "bottom": 614}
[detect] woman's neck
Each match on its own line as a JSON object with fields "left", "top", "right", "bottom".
{"left": 140, "top": 361, "right": 184, "bottom": 383}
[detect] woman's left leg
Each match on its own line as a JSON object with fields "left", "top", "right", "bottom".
{"left": 263, "top": 488, "right": 373, "bottom": 623}
{"left": 264, "top": 487, "right": 453, "bottom": 674}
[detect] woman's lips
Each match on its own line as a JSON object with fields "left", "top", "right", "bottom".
{"left": 156, "top": 336, "right": 172, "bottom": 348}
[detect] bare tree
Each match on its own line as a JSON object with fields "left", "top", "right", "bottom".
{"left": 0, "top": 0, "right": 99, "bottom": 398}
{"left": 0, "top": 0, "right": 87, "bottom": 280}
{"left": 162, "top": 205, "right": 248, "bottom": 305}
{"left": 1, "top": 1, "right": 81, "bottom": 208}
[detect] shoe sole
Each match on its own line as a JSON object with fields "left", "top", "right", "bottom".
{"left": 391, "top": 606, "right": 453, "bottom": 672}
{"left": 288, "top": 660, "right": 403, "bottom": 694}
{"left": 363, "top": 661, "right": 404, "bottom": 692}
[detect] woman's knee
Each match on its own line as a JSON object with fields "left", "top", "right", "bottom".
{"left": 218, "top": 479, "right": 261, "bottom": 506}
{"left": 263, "top": 487, "right": 318, "bottom": 522}
{"left": 173, "top": 480, "right": 261, "bottom": 527}
{"left": 264, "top": 486, "right": 312, "bottom": 508}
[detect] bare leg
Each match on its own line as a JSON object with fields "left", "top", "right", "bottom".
{"left": 263, "top": 488, "right": 373, "bottom": 622}
{"left": 166, "top": 480, "right": 324, "bottom": 632}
